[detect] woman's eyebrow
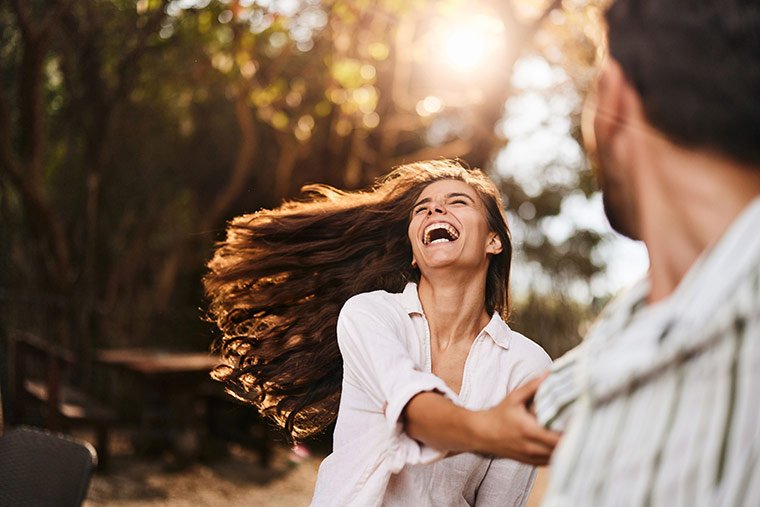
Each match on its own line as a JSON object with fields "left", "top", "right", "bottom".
{"left": 447, "top": 192, "right": 475, "bottom": 202}
{"left": 412, "top": 192, "right": 475, "bottom": 208}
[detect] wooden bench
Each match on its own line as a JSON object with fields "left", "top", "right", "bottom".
{"left": 9, "top": 332, "right": 115, "bottom": 467}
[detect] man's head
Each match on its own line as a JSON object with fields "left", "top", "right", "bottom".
{"left": 590, "top": 0, "right": 760, "bottom": 237}
{"left": 606, "top": 0, "right": 760, "bottom": 166}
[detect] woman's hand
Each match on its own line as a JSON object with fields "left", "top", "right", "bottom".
{"left": 404, "top": 373, "right": 560, "bottom": 466}
{"left": 470, "top": 374, "right": 560, "bottom": 465}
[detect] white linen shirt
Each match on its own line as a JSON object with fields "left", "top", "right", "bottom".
{"left": 311, "top": 283, "right": 551, "bottom": 507}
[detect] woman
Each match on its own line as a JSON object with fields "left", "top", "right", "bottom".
{"left": 205, "top": 160, "right": 557, "bottom": 506}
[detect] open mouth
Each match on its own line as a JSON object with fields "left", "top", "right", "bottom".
{"left": 423, "top": 222, "right": 460, "bottom": 245}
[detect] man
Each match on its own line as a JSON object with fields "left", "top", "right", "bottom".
{"left": 534, "top": 0, "right": 760, "bottom": 505}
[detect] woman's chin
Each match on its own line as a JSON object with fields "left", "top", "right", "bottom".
{"left": 418, "top": 256, "right": 486, "bottom": 275}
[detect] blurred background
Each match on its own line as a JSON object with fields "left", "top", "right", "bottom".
{"left": 0, "top": 0, "right": 647, "bottom": 504}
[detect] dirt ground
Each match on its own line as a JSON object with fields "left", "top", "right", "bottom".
{"left": 83, "top": 430, "right": 322, "bottom": 507}
{"left": 82, "top": 430, "right": 548, "bottom": 506}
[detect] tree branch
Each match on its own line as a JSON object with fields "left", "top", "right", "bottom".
{"left": 388, "top": 138, "right": 472, "bottom": 168}
{"left": 0, "top": 90, "right": 23, "bottom": 183}
{"left": 152, "top": 78, "right": 260, "bottom": 310}
{"left": 274, "top": 133, "right": 299, "bottom": 197}
{"left": 200, "top": 82, "right": 259, "bottom": 232}
{"left": 39, "top": 0, "right": 68, "bottom": 33}
{"left": 111, "top": 0, "right": 170, "bottom": 106}
{"left": 10, "top": 0, "right": 34, "bottom": 40}
{"left": 4, "top": 0, "right": 74, "bottom": 288}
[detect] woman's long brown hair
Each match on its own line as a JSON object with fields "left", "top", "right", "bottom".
{"left": 204, "top": 160, "right": 512, "bottom": 441}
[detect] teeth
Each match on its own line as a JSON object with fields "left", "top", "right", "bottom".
{"left": 423, "top": 222, "right": 460, "bottom": 245}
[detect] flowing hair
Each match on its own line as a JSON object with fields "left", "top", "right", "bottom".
{"left": 204, "top": 159, "right": 512, "bottom": 441}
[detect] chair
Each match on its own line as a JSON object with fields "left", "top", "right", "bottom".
{"left": 9, "top": 332, "right": 115, "bottom": 467}
{"left": 0, "top": 426, "right": 97, "bottom": 507}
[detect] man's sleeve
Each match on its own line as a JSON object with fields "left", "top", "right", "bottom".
{"left": 534, "top": 345, "right": 584, "bottom": 432}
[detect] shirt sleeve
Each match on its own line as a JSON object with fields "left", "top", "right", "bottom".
{"left": 337, "top": 295, "right": 459, "bottom": 463}
{"left": 534, "top": 344, "right": 584, "bottom": 432}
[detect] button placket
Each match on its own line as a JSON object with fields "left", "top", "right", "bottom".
{"left": 420, "top": 313, "right": 433, "bottom": 374}
{"left": 459, "top": 332, "right": 483, "bottom": 403}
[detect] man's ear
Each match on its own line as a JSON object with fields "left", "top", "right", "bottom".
{"left": 594, "top": 57, "right": 629, "bottom": 145}
{"left": 595, "top": 57, "right": 649, "bottom": 174}
{"left": 486, "top": 233, "right": 503, "bottom": 256}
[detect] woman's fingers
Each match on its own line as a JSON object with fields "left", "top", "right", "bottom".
{"left": 524, "top": 420, "right": 561, "bottom": 448}
{"left": 508, "top": 374, "right": 544, "bottom": 405}
{"left": 503, "top": 414, "right": 559, "bottom": 461}
{"left": 514, "top": 452, "right": 551, "bottom": 466}
{"left": 524, "top": 434, "right": 558, "bottom": 455}
{"left": 506, "top": 442, "right": 553, "bottom": 465}
{"left": 478, "top": 374, "right": 561, "bottom": 462}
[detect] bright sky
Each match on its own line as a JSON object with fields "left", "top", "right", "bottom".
{"left": 497, "top": 55, "right": 649, "bottom": 298}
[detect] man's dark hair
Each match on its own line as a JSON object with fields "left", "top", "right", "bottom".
{"left": 606, "top": 0, "right": 760, "bottom": 166}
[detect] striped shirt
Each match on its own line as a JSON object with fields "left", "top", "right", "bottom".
{"left": 535, "top": 197, "right": 760, "bottom": 506}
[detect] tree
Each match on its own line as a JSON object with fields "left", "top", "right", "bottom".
{"left": 0, "top": 0, "right": 608, "bottom": 390}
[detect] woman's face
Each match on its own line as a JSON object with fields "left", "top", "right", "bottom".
{"left": 408, "top": 179, "right": 502, "bottom": 277}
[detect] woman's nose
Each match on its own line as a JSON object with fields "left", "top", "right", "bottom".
{"left": 427, "top": 197, "right": 446, "bottom": 215}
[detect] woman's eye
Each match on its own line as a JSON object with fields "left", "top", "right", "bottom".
{"left": 414, "top": 207, "right": 427, "bottom": 214}
{"left": 451, "top": 199, "right": 467, "bottom": 205}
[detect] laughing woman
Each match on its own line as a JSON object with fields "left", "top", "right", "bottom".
{"left": 204, "top": 160, "right": 558, "bottom": 506}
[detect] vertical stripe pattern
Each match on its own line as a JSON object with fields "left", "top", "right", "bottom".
{"left": 536, "top": 198, "right": 760, "bottom": 507}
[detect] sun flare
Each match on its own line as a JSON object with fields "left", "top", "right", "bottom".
{"left": 444, "top": 29, "right": 488, "bottom": 71}
{"left": 435, "top": 13, "right": 505, "bottom": 73}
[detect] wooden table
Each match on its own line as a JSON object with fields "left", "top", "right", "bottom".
{"left": 96, "top": 348, "right": 223, "bottom": 458}
{"left": 96, "top": 348, "right": 220, "bottom": 376}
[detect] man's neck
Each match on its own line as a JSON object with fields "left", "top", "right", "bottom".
{"left": 636, "top": 146, "right": 760, "bottom": 303}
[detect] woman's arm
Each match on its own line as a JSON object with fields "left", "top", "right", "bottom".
{"left": 338, "top": 295, "right": 558, "bottom": 465}
{"left": 404, "top": 375, "right": 560, "bottom": 465}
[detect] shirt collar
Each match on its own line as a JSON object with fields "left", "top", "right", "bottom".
{"left": 400, "top": 282, "right": 425, "bottom": 315}
{"left": 401, "top": 282, "right": 512, "bottom": 350}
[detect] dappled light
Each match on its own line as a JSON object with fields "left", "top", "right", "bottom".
{"left": 0, "top": 0, "right": 627, "bottom": 504}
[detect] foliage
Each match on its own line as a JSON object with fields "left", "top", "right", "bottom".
{"left": 0, "top": 0, "right": 609, "bottom": 385}
{"left": 495, "top": 0, "right": 611, "bottom": 357}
